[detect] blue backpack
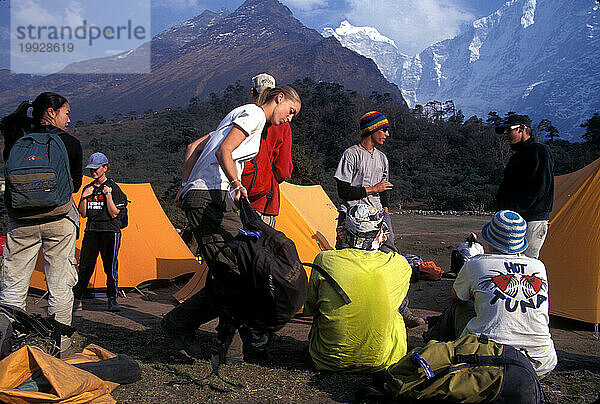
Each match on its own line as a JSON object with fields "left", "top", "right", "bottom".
{"left": 4, "top": 132, "right": 73, "bottom": 219}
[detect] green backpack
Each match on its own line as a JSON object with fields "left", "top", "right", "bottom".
{"left": 358, "top": 334, "right": 541, "bottom": 403}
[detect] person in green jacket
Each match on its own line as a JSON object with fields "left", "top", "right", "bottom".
{"left": 304, "top": 204, "right": 411, "bottom": 372}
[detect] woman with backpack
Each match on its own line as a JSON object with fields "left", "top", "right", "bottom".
{"left": 0, "top": 92, "right": 82, "bottom": 351}
{"left": 163, "top": 85, "right": 301, "bottom": 364}
{"left": 73, "top": 152, "right": 128, "bottom": 312}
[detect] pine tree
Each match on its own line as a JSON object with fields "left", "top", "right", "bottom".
{"left": 537, "top": 119, "right": 560, "bottom": 143}
{"left": 581, "top": 113, "right": 600, "bottom": 147}
{"left": 486, "top": 111, "right": 502, "bottom": 126}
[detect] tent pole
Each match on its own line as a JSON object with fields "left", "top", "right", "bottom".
{"left": 594, "top": 324, "right": 599, "bottom": 340}
{"left": 35, "top": 291, "right": 49, "bottom": 305}
{"left": 133, "top": 286, "right": 147, "bottom": 297}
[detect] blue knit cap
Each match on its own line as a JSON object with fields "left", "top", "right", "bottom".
{"left": 482, "top": 210, "right": 528, "bottom": 254}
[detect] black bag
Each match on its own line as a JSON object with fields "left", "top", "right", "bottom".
{"left": 118, "top": 205, "right": 129, "bottom": 229}
{"left": 0, "top": 303, "right": 76, "bottom": 358}
{"left": 216, "top": 198, "right": 308, "bottom": 333}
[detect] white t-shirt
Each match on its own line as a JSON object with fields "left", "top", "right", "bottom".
{"left": 453, "top": 254, "right": 558, "bottom": 377}
{"left": 457, "top": 241, "right": 484, "bottom": 259}
{"left": 182, "top": 104, "right": 266, "bottom": 196}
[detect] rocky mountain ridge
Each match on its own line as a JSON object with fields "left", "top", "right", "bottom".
{"left": 0, "top": 0, "right": 403, "bottom": 120}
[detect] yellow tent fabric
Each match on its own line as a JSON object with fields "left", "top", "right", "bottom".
{"left": 539, "top": 158, "right": 600, "bottom": 324}
{"left": 0, "top": 345, "right": 117, "bottom": 403}
{"left": 173, "top": 182, "right": 338, "bottom": 302}
{"left": 30, "top": 178, "right": 200, "bottom": 292}
{"left": 275, "top": 182, "right": 338, "bottom": 277}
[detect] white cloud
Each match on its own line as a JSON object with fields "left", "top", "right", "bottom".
{"left": 11, "top": 0, "right": 57, "bottom": 26}
{"left": 282, "top": 0, "right": 327, "bottom": 12}
{"left": 154, "top": 0, "right": 200, "bottom": 10}
{"left": 346, "top": 0, "right": 474, "bottom": 55}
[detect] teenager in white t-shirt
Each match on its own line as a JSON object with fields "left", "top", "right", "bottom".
{"left": 424, "top": 210, "right": 558, "bottom": 378}
{"left": 163, "top": 86, "right": 301, "bottom": 365}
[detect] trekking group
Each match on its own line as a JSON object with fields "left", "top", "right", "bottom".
{"left": 0, "top": 74, "right": 557, "bottom": 397}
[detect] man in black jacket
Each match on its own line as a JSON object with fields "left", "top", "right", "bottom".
{"left": 495, "top": 114, "right": 554, "bottom": 259}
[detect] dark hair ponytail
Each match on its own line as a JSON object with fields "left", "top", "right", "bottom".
{"left": 30, "top": 92, "right": 69, "bottom": 122}
{"left": 1, "top": 92, "right": 69, "bottom": 161}
{"left": 1, "top": 101, "right": 33, "bottom": 160}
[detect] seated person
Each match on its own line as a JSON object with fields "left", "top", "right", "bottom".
{"left": 450, "top": 232, "right": 484, "bottom": 274}
{"left": 424, "top": 210, "right": 557, "bottom": 378}
{"left": 304, "top": 204, "right": 411, "bottom": 372}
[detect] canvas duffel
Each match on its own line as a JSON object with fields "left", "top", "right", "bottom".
{"left": 357, "top": 333, "right": 541, "bottom": 404}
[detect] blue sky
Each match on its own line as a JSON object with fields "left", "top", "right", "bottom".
{"left": 1, "top": 0, "right": 507, "bottom": 71}
{"left": 150, "top": 0, "right": 507, "bottom": 54}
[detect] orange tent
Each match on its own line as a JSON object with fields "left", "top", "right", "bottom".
{"left": 173, "top": 182, "right": 338, "bottom": 302}
{"left": 30, "top": 178, "right": 200, "bottom": 293}
{"left": 539, "top": 158, "right": 600, "bottom": 325}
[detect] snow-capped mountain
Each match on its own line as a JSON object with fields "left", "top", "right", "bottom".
{"left": 323, "top": 1, "right": 600, "bottom": 140}
{"left": 322, "top": 21, "right": 409, "bottom": 81}
{"left": 0, "top": 0, "right": 403, "bottom": 120}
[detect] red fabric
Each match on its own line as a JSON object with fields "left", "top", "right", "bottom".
{"left": 241, "top": 122, "right": 292, "bottom": 215}
{"left": 419, "top": 261, "right": 443, "bottom": 281}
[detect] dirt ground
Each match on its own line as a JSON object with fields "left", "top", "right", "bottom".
{"left": 26, "top": 214, "right": 600, "bottom": 403}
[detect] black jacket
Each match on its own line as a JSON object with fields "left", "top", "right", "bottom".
{"left": 496, "top": 137, "right": 554, "bottom": 221}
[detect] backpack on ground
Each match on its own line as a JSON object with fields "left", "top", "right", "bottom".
{"left": 215, "top": 198, "right": 308, "bottom": 333}
{"left": 4, "top": 131, "right": 73, "bottom": 219}
{"left": 357, "top": 334, "right": 541, "bottom": 404}
{"left": 0, "top": 303, "right": 76, "bottom": 359}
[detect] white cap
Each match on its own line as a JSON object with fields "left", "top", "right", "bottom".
{"left": 251, "top": 73, "right": 276, "bottom": 94}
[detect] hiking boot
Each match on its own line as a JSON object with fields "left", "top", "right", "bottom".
{"left": 211, "top": 329, "right": 244, "bottom": 366}
{"left": 60, "top": 335, "right": 72, "bottom": 353}
{"left": 73, "top": 298, "right": 83, "bottom": 312}
{"left": 160, "top": 317, "right": 204, "bottom": 359}
{"left": 107, "top": 297, "right": 121, "bottom": 312}
{"left": 240, "top": 326, "right": 271, "bottom": 363}
{"left": 403, "top": 312, "right": 426, "bottom": 328}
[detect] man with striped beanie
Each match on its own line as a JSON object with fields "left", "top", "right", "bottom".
{"left": 334, "top": 111, "right": 425, "bottom": 328}
{"left": 334, "top": 111, "right": 393, "bottom": 249}
{"left": 423, "top": 210, "right": 557, "bottom": 378}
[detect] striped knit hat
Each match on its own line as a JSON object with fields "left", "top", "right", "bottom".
{"left": 360, "top": 111, "right": 389, "bottom": 137}
{"left": 481, "top": 210, "right": 528, "bottom": 254}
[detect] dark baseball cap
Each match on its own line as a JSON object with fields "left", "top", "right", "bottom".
{"left": 494, "top": 114, "right": 532, "bottom": 134}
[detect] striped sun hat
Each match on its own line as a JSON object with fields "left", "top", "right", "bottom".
{"left": 481, "top": 210, "right": 528, "bottom": 254}
{"left": 360, "top": 111, "right": 389, "bottom": 137}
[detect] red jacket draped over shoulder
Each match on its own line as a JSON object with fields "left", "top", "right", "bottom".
{"left": 241, "top": 122, "right": 292, "bottom": 215}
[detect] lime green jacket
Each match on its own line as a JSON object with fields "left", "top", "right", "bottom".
{"left": 304, "top": 249, "right": 411, "bottom": 372}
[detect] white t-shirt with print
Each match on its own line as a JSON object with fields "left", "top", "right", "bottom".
{"left": 182, "top": 103, "right": 266, "bottom": 195}
{"left": 453, "top": 253, "right": 557, "bottom": 377}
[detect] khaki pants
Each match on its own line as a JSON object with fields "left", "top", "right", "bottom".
{"left": 0, "top": 216, "right": 78, "bottom": 326}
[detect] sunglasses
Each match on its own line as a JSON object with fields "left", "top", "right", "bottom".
{"left": 503, "top": 124, "right": 521, "bottom": 134}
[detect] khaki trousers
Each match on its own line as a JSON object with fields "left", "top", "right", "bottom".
{"left": 0, "top": 216, "right": 78, "bottom": 326}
